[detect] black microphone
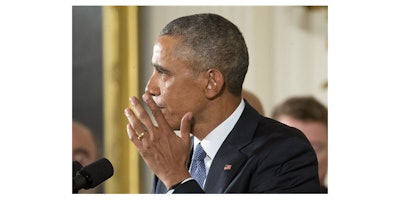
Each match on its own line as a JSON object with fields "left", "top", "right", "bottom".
{"left": 73, "top": 161, "right": 83, "bottom": 177}
{"left": 73, "top": 158, "right": 114, "bottom": 193}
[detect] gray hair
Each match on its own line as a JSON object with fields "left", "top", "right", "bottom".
{"left": 160, "top": 13, "right": 249, "bottom": 96}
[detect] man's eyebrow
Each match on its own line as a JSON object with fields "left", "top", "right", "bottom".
{"left": 153, "top": 64, "right": 172, "bottom": 74}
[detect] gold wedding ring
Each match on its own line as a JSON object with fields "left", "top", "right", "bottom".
{"left": 137, "top": 131, "right": 146, "bottom": 141}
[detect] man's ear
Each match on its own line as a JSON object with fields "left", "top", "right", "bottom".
{"left": 205, "top": 69, "right": 224, "bottom": 99}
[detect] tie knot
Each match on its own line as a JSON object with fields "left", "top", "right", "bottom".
{"left": 193, "top": 143, "right": 206, "bottom": 160}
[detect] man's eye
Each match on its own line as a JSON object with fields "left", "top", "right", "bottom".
{"left": 153, "top": 65, "right": 171, "bottom": 75}
{"left": 157, "top": 69, "right": 169, "bottom": 75}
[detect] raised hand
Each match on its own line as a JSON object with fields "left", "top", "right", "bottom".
{"left": 124, "top": 93, "right": 193, "bottom": 188}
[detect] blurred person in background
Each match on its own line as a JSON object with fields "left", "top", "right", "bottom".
{"left": 72, "top": 120, "right": 100, "bottom": 193}
{"left": 272, "top": 96, "right": 328, "bottom": 193}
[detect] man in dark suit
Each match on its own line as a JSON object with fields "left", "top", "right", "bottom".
{"left": 124, "top": 13, "right": 320, "bottom": 193}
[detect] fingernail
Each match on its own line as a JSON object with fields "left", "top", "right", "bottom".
{"left": 188, "top": 112, "right": 193, "bottom": 121}
{"left": 142, "top": 93, "right": 150, "bottom": 102}
{"left": 130, "top": 97, "right": 139, "bottom": 106}
{"left": 124, "top": 108, "right": 130, "bottom": 116}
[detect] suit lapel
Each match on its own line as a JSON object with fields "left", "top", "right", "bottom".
{"left": 203, "top": 143, "right": 247, "bottom": 193}
{"left": 203, "top": 102, "right": 260, "bottom": 193}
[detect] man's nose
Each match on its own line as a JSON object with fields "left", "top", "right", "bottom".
{"left": 145, "top": 72, "right": 160, "bottom": 96}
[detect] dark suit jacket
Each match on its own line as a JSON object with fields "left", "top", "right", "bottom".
{"left": 153, "top": 102, "right": 320, "bottom": 193}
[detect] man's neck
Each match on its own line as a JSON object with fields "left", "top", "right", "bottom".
{"left": 191, "top": 94, "right": 242, "bottom": 140}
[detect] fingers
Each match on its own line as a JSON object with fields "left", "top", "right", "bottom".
{"left": 125, "top": 94, "right": 190, "bottom": 145}
{"left": 180, "top": 112, "right": 193, "bottom": 142}
{"left": 142, "top": 93, "right": 169, "bottom": 129}
{"left": 126, "top": 123, "right": 142, "bottom": 148}
{"left": 124, "top": 105, "right": 146, "bottom": 133}
{"left": 129, "top": 96, "right": 154, "bottom": 131}
{"left": 124, "top": 107, "right": 147, "bottom": 143}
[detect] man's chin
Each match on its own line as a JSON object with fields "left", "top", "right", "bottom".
{"left": 162, "top": 115, "right": 179, "bottom": 129}
{"left": 169, "top": 122, "right": 182, "bottom": 130}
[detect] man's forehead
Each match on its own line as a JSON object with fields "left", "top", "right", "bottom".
{"left": 152, "top": 43, "right": 162, "bottom": 56}
{"left": 153, "top": 36, "right": 178, "bottom": 57}
{"left": 153, "top": 36, "right": 190, "bottom": 60}
{"left": 155, "top": 35, "right": 180, "bottom": 46}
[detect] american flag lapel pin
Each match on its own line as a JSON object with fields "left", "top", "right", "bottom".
{"left": 224, "top": 164, "right": 232, "bottom": 170}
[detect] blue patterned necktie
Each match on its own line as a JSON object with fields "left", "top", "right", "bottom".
{"left": 190, "top": 143, "right": 207, "bottom": 188}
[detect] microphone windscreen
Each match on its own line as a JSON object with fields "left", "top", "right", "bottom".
{"left": 73, "top": 161, "right": 83, "bottom": 177}
{"left": 79, "top": 158, "right": 114, "bottom": 188}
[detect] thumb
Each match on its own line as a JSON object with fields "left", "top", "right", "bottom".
{"left": 180, "top": 112, "right": 193, "bottom": 142}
